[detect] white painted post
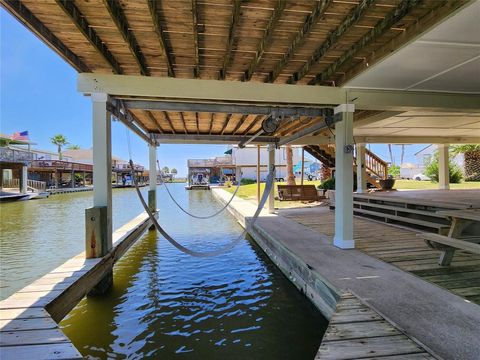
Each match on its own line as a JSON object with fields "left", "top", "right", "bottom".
{"left": 148, "top": 144, "right": 157, "bottom": 212}
{"left": 20, "top": 165, "right": 28, "bottom": 194}
{"left": 438, "top": 144, "right": 450, "bottom": 190}
{"left": 267, "top": 144, "right": 276, "bottom": 214}
{"left": 334, "top": 104, "right": 355, "bottom": 249}
{"left": 356, "top": 143, "right": 367, "bottom": 193}
{"left": 87, "top": 92, "right": 112, "bottom": 256}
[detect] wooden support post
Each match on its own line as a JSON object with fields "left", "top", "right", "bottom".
{"left": 268, "top": 144, "right": 276, "bottom": 214}
{"left": 257, "top": 145, "right": 261, "bottom": 204}
{"left": 83, "top": 171, "right": 86, "bottom": 186}
{"left": 356, "top": 143, "right": 367, "bottom": 193}
{"left": 71, "top": 170, "right": 75, "bottom": 188}
{"left": 301, "top": 147, "right": 305, "bottom": 186}
{"left": 334, "top": 104, "right": 355, "bottom": 249}
{"left": 438, "top": 144, "right": 450, "bottom": 190}
{"left": 54, "top": 170, "right": 59, "bottom": 188}
{"left": 148, "top": 143, "right": 157, "bottom": 213}
{"left": 20, "top": 165, "right": 28, "bottom": 194}
{"left": 85, "top": 93, "right": 112, "bottom": 294}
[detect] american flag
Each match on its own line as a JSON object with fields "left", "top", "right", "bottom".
{"left": 11, "top": 131, "right": 29, "bottom": 141}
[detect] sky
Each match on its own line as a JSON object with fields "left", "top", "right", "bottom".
{"left": 1, "top": 8, "right": 426, "bottom": 176}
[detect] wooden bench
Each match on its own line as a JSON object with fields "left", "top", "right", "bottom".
{"left": 277, "top": 185, "right": 322, "bottom": 202}
{"left": 417, "top": 209, "right": 480, "bottom": 266}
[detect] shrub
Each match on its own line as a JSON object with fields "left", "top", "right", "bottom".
{"left": 388, "top": 165, "right": 400, "bottom": 178}
{"left": 240, "top": 178, "right": 256, "bottom": 185}
{"left": 317, "top": 177, "right": 335, "bottom": 190}
{"left": 424, "top": 153, "right": 463, "bottom": 184}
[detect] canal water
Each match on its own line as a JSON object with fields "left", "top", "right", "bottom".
{"left": 0, "top": 184, "right": 327, "bottom": 359}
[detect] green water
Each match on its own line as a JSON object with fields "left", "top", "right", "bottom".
{"left": 0, "top": 185, "right": 327, "bottom": 359}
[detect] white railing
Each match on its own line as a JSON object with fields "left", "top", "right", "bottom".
{"left": 2, "top": 179, "right": 46, "bottom": 191}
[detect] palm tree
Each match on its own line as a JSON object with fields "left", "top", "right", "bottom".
{"left": 451, "top": 144, "right": 480, "bottom": 181}
{"left": 171, "top": 168, "right": 177, "bottom": 179}
{"left": 51, "top": 134, "right": 68, "bottom": 160}
{"left": 286, "top": 145, "right": 296, "bottom": 185}
{"left": 162, "top": 166, "right": 170, "bottom": 174}
{"left": 67, "top": 144, "right": 80, "bottom": 150}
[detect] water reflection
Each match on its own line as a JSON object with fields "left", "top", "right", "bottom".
{"left": 61, "top": 185, "right": 327, "bottom": 359}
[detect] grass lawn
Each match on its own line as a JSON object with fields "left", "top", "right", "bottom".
{"left": 394, "top": 180, "right": 480, "bottom": 190}
{"left": 224, "top": 179, "right": 480, "bottom": 208}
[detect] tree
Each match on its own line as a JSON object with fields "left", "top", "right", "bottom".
{"left": 388, "top": 165, "right": 400, "bottom": 178}
{"left": 450, "top": 144, "right": 480, "bottom": 181}
{"left": 50, "top": 134, "right": 68, "bottom": 160}
{"left": 387, "top": 144, "right": 395, "bottom": 166}
{"left": 171, "top": 168, "right": 177, "bottom": 178}
{"left": 400, "top": 145, "right": 405, "bottom": 165}
{"left": 285, "top": 145, "right": 296, "bottom": 185}
{"left": 67, "top": 144, "right": 80, "bottom": 150}
{"left": 162, "top": 166, "right": 169, "bottom": 174}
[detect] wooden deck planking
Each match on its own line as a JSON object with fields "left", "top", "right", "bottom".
{"left": 317, "top": 294, "right": 436, "bottom": 360}
{"left": 0, "top": 212, "right": 153, "bottom": 360}
{"left": 283, "top": 207, "right": 480, "bottom": 305}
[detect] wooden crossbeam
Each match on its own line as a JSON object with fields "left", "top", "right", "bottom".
{"left": 192, "top": 0, "right": 200, "bottom": 78}
{"left": 103, "top": 0, "right": 150, "bottom": 76}
{"left": 144, "top": 110, "right": 163, "bottom": 134}
{"left": 243, "top": 115, "right": 264, "bottom": 134}
{"left": 164, "top": 111, "right": 175, "bottom": 134}
{"left": 288, "top": 0, "right": 374, "bottom": 84}
{"left": 244, "top": 0, "right": 286, "bottom": 81}
{"left": 55, "top": 0, "right": 122, "bottom": 75}
{"left": 1, "top": 0, "right": 89, "bottom": 72}
{"left": 309, "top": 0, "right": 422, "bottom": 85}
{"left": 195, "top": 112, "right": 199, "bottom": 135}
{"left": 219, "top": 0, "right": 242, "bottom": 80}
{"left": 147, "top": 0, "right": 174, "bottom": 77}
{"left": 268, "top": 0, "right": 332, "bottom": 83}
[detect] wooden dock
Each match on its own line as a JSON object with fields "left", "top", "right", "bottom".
{"left": 0, "top": 212, "right": 153, "bottom": 360}
{"left": 282, "top": 207, "right": 480, "bottom": 305}
{"left": 317, "top": 293, "right": 437, "bottom": 359}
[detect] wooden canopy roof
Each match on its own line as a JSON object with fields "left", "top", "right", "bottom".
{"left": 2, "top": 0, "right": 469, "bottom": 139}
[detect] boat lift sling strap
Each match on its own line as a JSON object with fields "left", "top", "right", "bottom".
{"left": 129, "top": 159, "right": 275, "bottom": 258}
{"left": 157, "top": 160, "right": 242, "bottom": 220}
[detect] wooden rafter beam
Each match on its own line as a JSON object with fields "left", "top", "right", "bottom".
{"left": 1, "top": 0, "right": 89, "bottom": 72}
{"left": 164, "top": 111, "right": 175, "bottom": 134}
{"left": 147, "top": 0, "right": 174, "bottom": 77}
{"left": 288, "top": 0, "right": 375, "bottom": 84}
{"left": 232, "top": 115, "right": 249, "bottom": 135}
{"left": 103, "top": 0, "right": 150, "bottom": 76}
{"left": 244, "top": 0, "right": 286, "bottom": 81}
{"left": 268, "top": 0, "right": 331, "bottom": 83}
{"left": 195, "top": 112, "right": 199, "bottom": 135}
{"left": 144, "top": 110, "right": 163, "bottom": 134}
{"left": 219, "top": 0, "right": 242, "bottom": 80}
{"left": 208, "top": 113, "right": 214, "bottom": 135}
{"left": 243, "top": 115, "right": 264, "bottom": 134}
{"left": 220, "top": 114, "right": 232, "bottom": 135}
{"left": 192, "top": 0, "right": 200, "bottom": 78}
{"left": 179, "top": 112, "right": 188, "bottom": 134}
{"left": 55, "top": 0, "right": 122, "bottom": 75}
{"left": 308, "top": 0, "right": 422, "bottom": 85}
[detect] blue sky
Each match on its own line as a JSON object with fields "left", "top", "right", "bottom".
{"left": 1, "top": 9, "right": 425, "bottom": 176}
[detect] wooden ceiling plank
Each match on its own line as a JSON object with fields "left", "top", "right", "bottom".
{"left": 309, "top": 0, "right": 423, "bottom": 85}
{"left": 288, "top": 0, "right": 375, "bottom": 84}
{"left": 220, "top": 114, "right": 232, "bottom": 135}
{"left": 219, "top": 0, "right": 242, "bottom": 80}
{"left": 232, "top": 115, "right": 249, "bottom": 135}
{"left": 103, "top": 0, "right": 150, "bottom": 76}
{"left": 1, "top": 0, "right": 89, "bottom": 72}
{"left": 192, "top": 0, "right": 199, "bottom": 78}
{"left": 268, "top": 0, "right": 332, "bottom": 83}
{"left": 147, "top": 0, "right": 174, "bottom": 77}
{"left": 243, "top": 115, "right": 263, "bottom": 135}
{"left": 179, "top": 112, "right": 188, "bottom": 134}
{"left": 244, "top": 0, "right": 286, "bottom": 81}
{"left": 208, "top": 113, "right": 214, "bottom": 135}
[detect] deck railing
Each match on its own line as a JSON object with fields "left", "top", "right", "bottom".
{"left": 1, "top": 179, "right": 46, "bottom": 191}
{"left": 364, "top": 149, "right": 388, "bottom": 179}
{"left": 30, "top": 160, "right": 93, "bottom": 172}
{"left": 0, "top": 148, "right": 35, "bottom": 162}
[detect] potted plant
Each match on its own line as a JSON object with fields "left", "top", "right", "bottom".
{"left": 379, "top": 177, "right": 395, "bottom": 190}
